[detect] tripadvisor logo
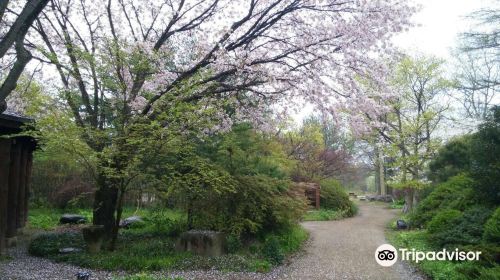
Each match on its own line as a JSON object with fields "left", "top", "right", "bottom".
{"left": 375, "top": 244, "right": 482, "bottom": 267}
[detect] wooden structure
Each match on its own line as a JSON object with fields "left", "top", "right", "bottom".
{"left": 291, "top": 182, "right": 320, "bottom": 209}
{"left": 0, "top": 112, "right": 36, "bottom": 255}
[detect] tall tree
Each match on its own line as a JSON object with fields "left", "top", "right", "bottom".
{"left": 357, "top": 56, "right": 452, "bottom": 212}
{"left": 453, "top": 2, "right": 499, "bottom": 120}
{"left": 0, "top": 0, "right": 49, "bottom": 112}
{"left": 25, "top": 0, "right": 414, "bottom": 244}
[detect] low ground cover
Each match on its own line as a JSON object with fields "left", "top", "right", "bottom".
{"left": 28, "top": 208, "right": 308, "bottom": 273}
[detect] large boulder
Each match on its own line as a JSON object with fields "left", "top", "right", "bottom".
{"left": 175, "top": 230, "right": 226, "bottom": 257}
{"left": 59, "top": 214, "right": 87, "bottom": 225}
{"left": 119, "top": 216, "right": 144, "bottom": 228}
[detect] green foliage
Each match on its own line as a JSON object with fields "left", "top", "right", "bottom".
{"left": 29, "top": 221, "right": 307, "bottom": 273}
{"left": 427, "top": 209, "right": 463, "bottom": 235}
{"left": 28, "top": 208, "right": 92, "bottom": 230}
{"left": 113, "top": 274, "right": 183, "bottom": 280}
{"left": 302, "top": 206, "right": 357, "bottom": 221}
{"left": 261, "top": 236, "right": 284, "bottom": 265}
{"left": 427, "top": 207, "right": 492, "bottom": 247}
{"left": 428, "top": 136, "right": 472, "bottom": 183}
{"left": 226, "top": 234, "right": 243, "bottom": 254}
{"left": 303, "top": 209, "right": 343, "bottom": 221}
{"left": 29, "top": 233, "right": 85, "bottom": 257}
{"left": 469, "top": 106, "right": 500, "bottom": 204}
{"left": 319, "top": 179, "right": 356, "bottom": 217}
{"left": 164, "top": 125, "right": 306, "bottom": 237}
{"left": 410, "top": 175, "right": 476, "bottom": 228}
{"left": 483, "top": 207, "right": 500, "bottom": 243}
{"left": 146, "top": 209, "right": 187, "bottom": 236}
{"left": 389, "top": 230, "right": 470, "bottom": 280}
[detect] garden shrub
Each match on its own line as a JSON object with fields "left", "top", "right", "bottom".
{"left": 219, "top": 175, "right": 307, "bottom": 236}
{"left": 428, "top": 207, "right": 493, "bottom": 247}
{"left": 226, "top": 234, "right": 243, "bottom": 254}
{"left": 319, "top": 179, "right": 355, "bottom": 217}
{"left": 410, "top": 175, "right": 475, "bottom": 228}
{"left": 261, "top": 236, "right": 284, "bottom": 265}
{"left": 29, "top": 233, "right": 84, "bottom": 256}
{"left": 427, "top": 209, "right": 463, "bottom": 248}
{"left": 483, "top": 207, "right": 500, "bottom": 244}
{"left": 427, "top": 209, "right": 463, "bottom": 235}
{"left": 146, "top": 210, "right": 187, "bottom": 236}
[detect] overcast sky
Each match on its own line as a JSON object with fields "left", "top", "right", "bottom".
{"left": 394, "top": 0, "right": 491, "bottom": 59}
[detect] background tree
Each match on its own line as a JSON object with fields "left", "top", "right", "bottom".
{"left": 371, "top": 56, "right": 452, "bottom": 212}
{"left": 452, "top": 2, "right": 499, "bottom": 121}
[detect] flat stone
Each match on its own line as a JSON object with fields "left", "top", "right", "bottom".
{"left": 119, "top": 216, "right": 144, "bottom": 228}
{"left": 59, "top": 214, "right": 87, "bottom": 225}
{"left": 58, "top": 247, "right": 82, "bottom": 254}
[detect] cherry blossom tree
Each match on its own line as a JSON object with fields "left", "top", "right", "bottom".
{"left": 0, "top": 0, "right": 49, "bottom": 112}
{"left": 25, "top": 0, "right": 415, "bottom": 244}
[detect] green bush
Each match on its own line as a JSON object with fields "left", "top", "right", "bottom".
{"left": 220, "top": 175, "right": 307, "bottom": 236}
{"left": 410, "top": 175, "right": 476, "bottom": 228}
{"left": 146, "top": 210, "right": 187, "bottom": 236}
{"left": 428, "top": 207, "right": 493, "bottom": 247}
{"left": 477, "top": 265, "right": 500, "bottom": 280}
{"left": 29, "top": 233, "right": 85, "bottom": 256}
{"left": 427, "top": 209, "right": 463, "bottom": 235}
{"left": 261, "top": 236, "right": 284, "bottom": 265}
{"left": 226, "top": 234, "right": 243, "bottom": 254}
{"left": 319, "top": 179, "right": 355, "bottom": 216}
{"left": 483, "top": 207, "right": 500, "bottom": 244}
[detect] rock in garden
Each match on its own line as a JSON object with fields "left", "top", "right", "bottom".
{"left": 175, "top": 230, "right": 226, "bottom": 257}
{"left": 396, "top": 219, "right": 408, "bottom": 230}
{"left": 59, "top": 214, "right": 87, "bottom": 224}
{"left": 58, "top": 247, "right": 82, "bottom": 254}
{"left": 75, "top": 271, "right": 91, "bottom": 280}
{"left": 376, "top": 195, "right": 394, "bottom": 203}
{"left": 119, "top": 216, "right": 144, "bottom": 228}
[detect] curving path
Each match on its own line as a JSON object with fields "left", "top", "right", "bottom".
{"left": 0, "top": 202, "right": 424, "bottom": 280}
{"left": 270, "top": 202, "right": 426, "bottom": 280}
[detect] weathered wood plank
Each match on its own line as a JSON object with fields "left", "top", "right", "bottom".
{"left": 24, "top": 151, "right": 33, "bottom": 224}
{"left": 0, "top": 138, "right": 11, "bottom": 255}
{"left": 16, "top": 145, "right": 28, "bottom": 229}
{"left": 6, "top": 141, "right": 21, "bottom": 238}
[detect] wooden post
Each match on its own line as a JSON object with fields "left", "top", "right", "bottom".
{"left": 24, "top": 151, "right": 33, "bottom": 224}
{"left": 0, "top": 139, "right": 11, "bottom": 255}
{"left": 16, "top": 145, "right": 28, "bottom": 229}
{"left": 6, "top": 141, "right": 21, "bottom": 238}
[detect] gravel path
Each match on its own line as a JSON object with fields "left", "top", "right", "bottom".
{"left": 0, "top": 202, "right": 424, "bottom": 280}
{"left": 268, "top": 202, "right": 426, "bottom": 280}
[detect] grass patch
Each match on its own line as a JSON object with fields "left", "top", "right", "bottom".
{"left": 28, "top": 209, "right": 308, "bottom": 273}
{"left": 303, "top": 209, "right": 343, "bottom": 221}
{"left": 388, "top": 230, "right": 500, "bottom": 280}
{"left": 303, "top": 206, "right": 357, "bottom": 221}
{"left": 27, "top": 207, "right": 183, "bottom": 231}
{"left": 113, "top": 274, "right": 183, "bottom": 280}
{"left": 388, "top": 230, "right": 466, "bottom": 280}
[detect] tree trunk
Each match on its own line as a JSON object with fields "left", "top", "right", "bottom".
{"left": 92, "top": 172, "right": 118, "bottom": 241}
{"left": 374, "top": 146, "right": 381, "bottom": 195}
{"left": 379, "top": 149, "right": 386, "bottom": 195}
{"left": 109, "top": 186, "right": 125, "bottom": 251}
{"left": 403, "top": 188, "right": 414, "bottom": 213}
